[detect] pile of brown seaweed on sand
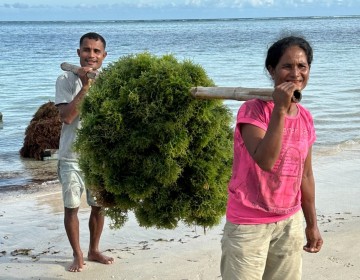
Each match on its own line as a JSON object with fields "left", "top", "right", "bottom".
{"left": 20, "top": 101, "right": 61, "bottom": 160}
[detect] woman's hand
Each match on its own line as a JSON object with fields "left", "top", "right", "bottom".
{"left": 303, "top": 225, "right": 323, "bottom": 253}
{"left": 272, "top": 82, "right": 298, "bottom": 111}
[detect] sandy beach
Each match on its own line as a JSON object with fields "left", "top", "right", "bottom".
{"left": 1, "top": 148, "right": 360, "bottom": 280}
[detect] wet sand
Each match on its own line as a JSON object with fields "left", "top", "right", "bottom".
{"left": 1, "top": 149, "right": 360, "bottom": 279}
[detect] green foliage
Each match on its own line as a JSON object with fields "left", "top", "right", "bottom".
{"left": 75, "top": 52, "right": 233, "bottom": 230}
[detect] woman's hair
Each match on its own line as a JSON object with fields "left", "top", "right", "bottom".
{"left": 265, "top": 35, "right": 313, "bottom": 71}
{"left": 79, "top": 32, "right": 106, "bottom": 49}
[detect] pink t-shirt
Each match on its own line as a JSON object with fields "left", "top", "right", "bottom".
{"left": 226, "top": 99, "right": 316, "bottom": 224}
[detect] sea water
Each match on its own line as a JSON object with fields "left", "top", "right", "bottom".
{"left": 1, "top": 16, "right": 360, "bottom": 189}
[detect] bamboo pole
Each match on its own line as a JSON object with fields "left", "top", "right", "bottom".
{"left": 190, "top": 86, "right": 301, "bottom": 103}
{"left": 60, "top": 62, "right": 98, "bottom": 79}
{"left": 59, "top": 63, "right": 302, "bottom": 103}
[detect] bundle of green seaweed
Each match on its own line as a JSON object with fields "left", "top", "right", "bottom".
{"left": 75, "top": 52, "right": 233, "bottom": 230}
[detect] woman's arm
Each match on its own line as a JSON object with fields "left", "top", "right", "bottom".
{"left": 241, "top": 83, "right": 295, "bottom": 171}
{"left": 241, "top": 106, "right": 286, "bottom": 171}
{"left": 301, "top": 147, "right": 323, "bottom": 253}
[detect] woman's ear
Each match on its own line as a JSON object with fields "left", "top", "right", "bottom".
{"left": 267, "top": 66, "right": 275, "bottom": 80}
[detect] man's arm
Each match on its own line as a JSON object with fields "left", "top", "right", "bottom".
{"left": 58, "top": 67, "right": 92, "bottom": 125}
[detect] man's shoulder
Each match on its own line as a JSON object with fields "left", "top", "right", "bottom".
{"left": 55, "top": 71, "right": 80, "bottom": 104}
{"left": 57, "top": 71, "right": 78, "bottom": 82}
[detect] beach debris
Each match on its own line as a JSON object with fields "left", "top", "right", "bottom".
{"left": 120, "top": 247, "right": 133, "bottom": 253}
{"left": 186, "top": 259, "right": 199, "bottom": 263}
{"left": 141, "top": 244, "right": 150, "bottom": 250}
{"left": 75, "top": 52, "right": 233, "bottom": 230}
{"left": 41, "top": 149, "right": 59, "bottom": 161}
{"left": 10, "top": 248, "right": 33, "bottom": 256}
{"left": 152, "top": 238, "right": 174, "bottom": 243}
{"left": 9, "top": 246, "right": 59, "bottom": 262}
{"left": 19, "top": 101, "right": 61, "bottom": 160}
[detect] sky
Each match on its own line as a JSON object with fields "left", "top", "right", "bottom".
{"left": 0, "top": 0, "right": 360, "bottom": 21}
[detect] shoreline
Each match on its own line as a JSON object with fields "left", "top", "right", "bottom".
{"left": 1, "top": 149, "right": 360, "bottom": 279}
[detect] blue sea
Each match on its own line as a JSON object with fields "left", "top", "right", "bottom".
{"left": 1, "top": 16, "right": 360, "bottom": 190}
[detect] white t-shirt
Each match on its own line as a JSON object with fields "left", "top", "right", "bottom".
{"left": 55, "top": 71, "right": 83, "bottom": 161}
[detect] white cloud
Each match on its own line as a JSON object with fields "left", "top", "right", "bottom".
{"left": 1, "top": 0, "right": 359, "bottom": 9}
{"left": 185, "top": 0, "right": 203, "bottom": 7}
{"left": 1, "top": 0, "right": 359, "bottom": 21}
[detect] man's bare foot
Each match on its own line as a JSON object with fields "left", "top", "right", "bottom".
{"left": 88, "top": 251, "right": 114, "bottom": 264}
{"left": 68, "top": 254, "right": 86, "bottom": 272}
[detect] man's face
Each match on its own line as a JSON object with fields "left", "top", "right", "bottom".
{"left": 77, "top": 37, "right": 107, "bottom": 70}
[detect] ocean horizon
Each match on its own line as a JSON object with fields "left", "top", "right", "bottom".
{"left": 1, "top": 14, "right": 360, "bottom": 22}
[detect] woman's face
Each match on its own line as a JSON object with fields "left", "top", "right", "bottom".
{"left": 268, "top": 46, "right": 310, "bottom": 91}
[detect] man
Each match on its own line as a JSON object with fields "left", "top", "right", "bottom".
{"left": 55, "top": 32, "right": 113, "bottom": 272}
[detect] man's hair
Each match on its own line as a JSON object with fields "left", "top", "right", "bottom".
{"left": 80, "top": 32, "right": 106, "bottom": 49}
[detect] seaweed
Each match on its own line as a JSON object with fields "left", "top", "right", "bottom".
{"left": 75, "top": 52, "right": 233, "bottom": 230}
{"left": 20, "top": 101, "right": 61, "bottom": 160}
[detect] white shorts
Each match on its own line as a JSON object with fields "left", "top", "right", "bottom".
{"left": 57, "top": 160, "right": 97, "bottom": 208}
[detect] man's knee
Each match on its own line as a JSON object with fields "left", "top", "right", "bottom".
{"left": 65, "top": 207, "right": 79, "bottom": 217}
{"left": 90, "top": 206, "right": 103, "bottom": 215}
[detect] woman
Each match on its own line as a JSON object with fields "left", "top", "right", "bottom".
{"left": 221, "top": 36, "right": 323, "bottom": 280}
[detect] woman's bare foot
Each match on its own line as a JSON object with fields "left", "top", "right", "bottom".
{"left": 68, "top": 253, "right": 85, "bottom": 272}
{"left": 88, "top": 251, "right": 114, "bottom": 264}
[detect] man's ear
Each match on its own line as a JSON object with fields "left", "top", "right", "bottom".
{"left": 77, "top": 49, "right": 80, "bottom": 57}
